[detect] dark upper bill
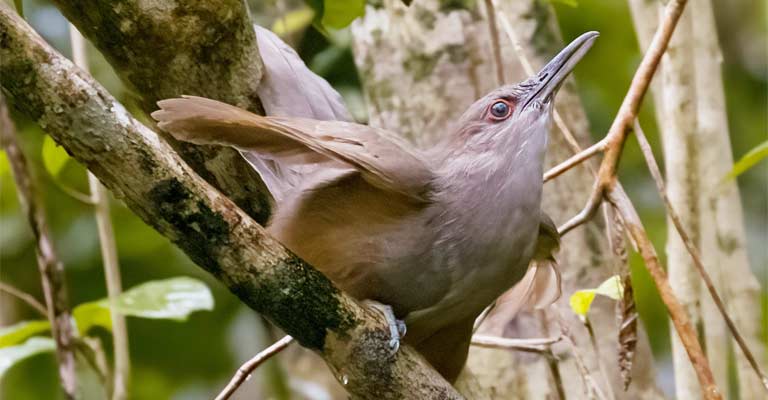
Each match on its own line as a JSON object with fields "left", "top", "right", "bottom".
{"left": 523, "top": 31, "right": 599, "bottom": 109}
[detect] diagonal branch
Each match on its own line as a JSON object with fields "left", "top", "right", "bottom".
{"left": 0, "top": 5, "right": 460, "bottom": 399}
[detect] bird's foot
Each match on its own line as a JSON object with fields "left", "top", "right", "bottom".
{"left": 363, "top": 300, "right": 406, "bottom": 353}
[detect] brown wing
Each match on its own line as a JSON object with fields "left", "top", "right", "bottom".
{"left": 152, "top": 96, "right": 434, "bottom": 202}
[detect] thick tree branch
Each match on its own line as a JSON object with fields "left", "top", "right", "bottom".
{"left": 0, "top": 94, "right": 78, "bottom": 398}
{"left": 51, "top": 0, "right": 272, "bottom": 224}
{"left": 0, "top": 6, "right": 460, "bottom": 399}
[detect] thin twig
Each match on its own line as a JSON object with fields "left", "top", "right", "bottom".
{"left": 215, "top": 335, "right": 295, "bottom": 400}
{"left": 633, "top": 121, "right": 768, "bottom": 391}
{"left": 544, "top": 139, "right": 606, "bottom": 182}
{"left": 0, "top": 281, "right": 48, "bottom": 316}
{"left": 483, "top": 0, "right": 504, "bottom": 85}
{"left": 69, "top": 23, "right": 131, "bottom": 400}
{"left": 471, "top": 334, "right": 561, "bottom": 353}
{"left": 0, "top": 93, "right": 78, "bottom": 399}
{"left": 556, "top": 312, "right": 608, "bottom": 400}
{"left": 558, "top": 183, "right": 604, "bottom": 235}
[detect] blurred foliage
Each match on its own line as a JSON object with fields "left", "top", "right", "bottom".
{"left": 0, "top": 0, "right": 765, "bottom": 399}
{"left": 724, "top": 140, "right": 768, "bottom": 181}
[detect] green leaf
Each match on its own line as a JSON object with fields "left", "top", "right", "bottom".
{"left": 723, "top": 140, "right": 768, "bottom": 181}
{"left": 570, "top": 275, "right": 625, "bottom": 321}
{"left": 0, "top": 321, "right": 51, "bottom": 348}
{"left": 595, "top": 275, "right": 624, "bottom": 300}
{"left": 72, "top": 277, "right": 214, "bottom": 334}
{"left": 73, "top": 301, "right": 112, "bottom": 336}
{"left": 112, "top": 277, "right": 213, "bottom": 320}
{"left": 321, "top": 0, "right": 365, "bottom": 29}
{"left": 42, "top": 135, "right": 72, "bottom": 177}
{"left": 0, "top": 337, "right": 56, "bottom": 378}
{"left": 272, "top": 7, "right": 316, "bottom": 36}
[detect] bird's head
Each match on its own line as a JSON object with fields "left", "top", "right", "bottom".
{"left": 445, "top": 31, "right": 598, "bottom": 164}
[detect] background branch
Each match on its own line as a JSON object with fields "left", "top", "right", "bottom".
{"left": 0, "top": 93, "right": 78, "bottom": 398}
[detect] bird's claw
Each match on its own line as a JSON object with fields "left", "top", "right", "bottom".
{"left": 364, "top": 300, "right": 406, "bottom": 354}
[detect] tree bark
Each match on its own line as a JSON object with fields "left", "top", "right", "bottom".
{"left": 0, "top": 6, "right": 461, "bottom": 399}
{"left": 51, "top": 0, "right": 272, "bottom": 224}
{"left": 351, "top": 1, "right": 663, "bottom": 398}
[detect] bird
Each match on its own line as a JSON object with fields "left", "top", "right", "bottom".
{"left": 151, "top": 30, "right": 599, "bottom": 383}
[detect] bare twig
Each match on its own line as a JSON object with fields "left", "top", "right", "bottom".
{"left": 0, "top": 281, "right": 47, "bottom": 316}
{"left": 556, "top": 313, "right": 608, "bottom": 400}
{"left": 215, "top": 335, "right": 295, "bottom": 400}
{"left": 69, "top": 24, "right": 131, "bottom": 400}
{"left": 471, "top": 334, "right": 561, "bottom": 353}
{"left": 0, "top": 93, "right": 78, "bottom": 398}
{"left": 544, "top": 140, "right": 606, "bottom": 182}
{"left": 634, "top": 121, "right": 768, "bottom": 391}
{"left": 483, "top": 0, "right": 505, "bottom": 85}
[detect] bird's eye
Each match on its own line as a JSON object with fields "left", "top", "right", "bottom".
{"left": 489, "top": 100, "right": 512, "bottom": 120}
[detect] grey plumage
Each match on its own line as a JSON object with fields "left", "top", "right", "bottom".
{"left": 152, "top": 29, "right": 599, "bottom": 382}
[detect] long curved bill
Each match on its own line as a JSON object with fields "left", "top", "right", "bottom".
{"left": 523, "top": 31, "right": 599, "bottom": 108}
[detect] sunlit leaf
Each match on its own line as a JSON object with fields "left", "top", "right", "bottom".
{"left": 321, "top": 0, "right": 365, "bottom": 29}
{"left": 72, "top": 277, "right": 214, "bottom": 335}
{"left": 272, "top": 7, "right": 315, "bottom": 37}
{"left": 570, "top": 275, "right": 625, "bottom": 321}
{"left": 723, "top": 140, "right": 768, "bottom": 181}
{"left": 112, "top": 277, "right": 213, "bottom": 320}
{"left": 595, "top": 275, "right": 624, "bottom": 300}
{"left": 0, "top": 337, "right": 55, "bottom": 378}
{"left": 570, "top": 290, "right": 596, "bottom": 320}
{"left": 0, "top": 321, "right": 51, "bottom": 348}
{"left": 73, "top": 301, "right": 112, "bottom": 335}
{"left": 42, "top": 135, "right": 71, "bottom": 177}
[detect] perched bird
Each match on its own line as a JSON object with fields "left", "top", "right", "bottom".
{"left": 152, "top": 31, "right": 598, "bottom": 382}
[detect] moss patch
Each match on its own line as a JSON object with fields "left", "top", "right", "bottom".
{"left": 234, "top": 254, "right": 357, "bottom": 350}
{"left": 148, "top": 178, "right": 230, "bottom": 273}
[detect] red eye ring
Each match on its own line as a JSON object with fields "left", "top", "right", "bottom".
{"left": 488, "top": 99, "right": 513, "bottom": 121}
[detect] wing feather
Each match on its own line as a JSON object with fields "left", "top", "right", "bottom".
{"left": 152, "top": 96, "right": 434, "bottom": 201}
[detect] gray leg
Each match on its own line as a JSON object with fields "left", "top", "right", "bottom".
{"left": 364, "top": 300, "right": 406, "bottom": 353}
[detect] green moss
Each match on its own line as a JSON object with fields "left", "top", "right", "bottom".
{"left": 403, "top": 51, "right": 440, "bottom": 82}
{"left": 233, "top": 254, "right": 357, "bottom": 350}
{"left": 439, "top": 0, "right": 476, "bottom": 12}
{"left": 147, "top": 178, "right": 230, "bottom": 273}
